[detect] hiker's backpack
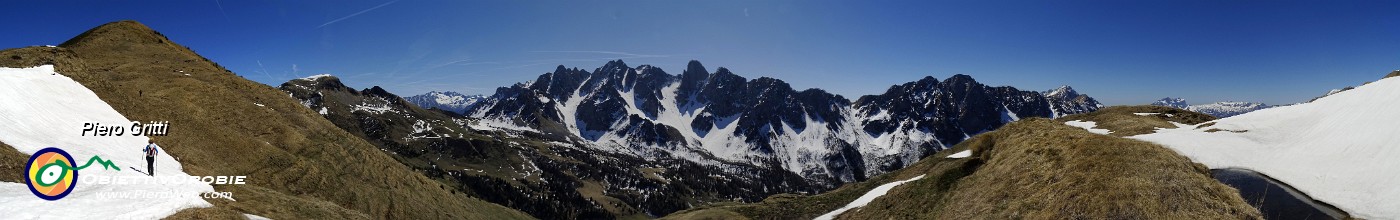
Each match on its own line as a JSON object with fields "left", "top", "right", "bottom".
{"left": 145, "top": 144, "right": 158, "bottom": 157}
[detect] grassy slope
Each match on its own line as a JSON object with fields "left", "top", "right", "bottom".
{"left": 662, "top": 142, "right": 978, "bottom": 220}
{"left": 1055, "top": 105, "right": 1217, "bottom": 136}
{"left": 0, "top": 21, "right": 530, "bottom": 219}
{"left": 667, "top": 118, "right": 1260, "bottom": 219}
{"left": 284, "top": 78, "right": 645, "bottom": 218}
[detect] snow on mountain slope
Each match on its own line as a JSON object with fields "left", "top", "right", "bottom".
{"left": 1134, "top": 76, "right": 1400, "bottom": 219}
{"left": 0, "top": 65, "right": 215, "bottom": 218}
{"left": 814, "top": 174, "right": 926, "bottom": 220}
{"left": 467, "top": 60, "right": 1104, "bottom": 185}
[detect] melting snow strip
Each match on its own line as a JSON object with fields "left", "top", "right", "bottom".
{"left": 946, "top": 150, "right": 972, "bottom": 159}
{"left": 814, "top": 174, "right": 927, "bottom": 220}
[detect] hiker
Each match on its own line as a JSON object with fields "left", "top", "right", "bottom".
{"left": 143, "top": 140, "right": 159, "bottom": 176}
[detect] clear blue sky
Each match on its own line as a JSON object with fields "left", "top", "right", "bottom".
{"left": 4, "top": 0, "right": 1398, "bottom": 105}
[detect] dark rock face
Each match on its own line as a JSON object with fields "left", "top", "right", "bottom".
{"left": 467, "top": 60, "right": 1103, "bottom": 184}
{"left": 850, "top": 75, "right": 1100, "bottom": 172}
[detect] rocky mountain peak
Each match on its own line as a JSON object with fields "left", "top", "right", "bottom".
{"left": 600, "top": 59, "right": 630, "bottom": 72}
{"left": 1045, "top": 85, "right": 1079, "bottom": 98}
{"left": 363, "top": 86, "right": 394, "bottom": 97}
{"left": 284, "top": 74, "right": 354, "bottom": 93}
{"left": 685, "top": 60, "right": 708, "bottom": 75}
{"left": 945, "top": 74, "right": 977, "bottom": 84}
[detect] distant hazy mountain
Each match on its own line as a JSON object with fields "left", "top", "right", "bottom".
{"left": 465, "top": 60, "right": 1102, "bottom": 184}
{"left": 1151, "top": 97, "right": 1189, "bottom": 109}
{"left": 1151, "top": 97, "right": 1272, "bottom": 118}
{"left": 405, "top": 91, "right": 484, "bottom": 114}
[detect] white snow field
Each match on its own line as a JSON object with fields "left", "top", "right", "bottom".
{"left": 814, "top": 174, "right": 926, "bottom": 220}
{"left": 1134, "top": 76, "right": 1400, "bottom": 219}
{"left": 0, "top": 65, "right": 216, "bottom": 218}
{"left": 1062, "top": 120, "right": 1112, "bottom": 135}
{"left": 945, "top": 150, "right": 972, "bottom": 159}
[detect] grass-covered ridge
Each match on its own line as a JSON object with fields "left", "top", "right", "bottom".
{"left": 1056, "top": 105, "right": 1217, "bottom": 136}
{"left": 0, "top": 20, "right": 531, "bottom": 219}
{"left": 666, "top": 118, "right": 1260, "bottom": 219}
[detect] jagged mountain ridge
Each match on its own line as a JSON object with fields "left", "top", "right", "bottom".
{"left": 1150, "top": 97, "right": 1274, "bottom": 118}
{"left": 467, "top": 60, "right": 1102, "bottom": 184}
{"left": 281, "top": 75, "right": 823, "bottom": 218}
{"left": 406, "top": 91, "right": 484, "bottom": 114}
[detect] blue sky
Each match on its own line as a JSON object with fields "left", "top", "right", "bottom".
{"left": 4, "top": 0, "right": 1398, "bottom": 105}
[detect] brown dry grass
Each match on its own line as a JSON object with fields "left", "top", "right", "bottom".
{"left": 1, "top": 20, "right": 530, "bottom": 219}
{"left": 663, "top": 144, "right": 978, "bottom": 220}
{"left": 1056, "top": 105, "right": 1217, "bottom": 136}
{"left": 0, "top": 142, "right": 25, "bottom": 183}
{"left": 668, "top": 118, "right": 1260, "bottom": 219}
{"left": 661, "top": 208, "right": 751, "bottom": 220}
{"left": 839, "top": 118, "right": 1259, "bottom": 219}
{"left": 162, "top": 207, "right": 248, "bottom": 220}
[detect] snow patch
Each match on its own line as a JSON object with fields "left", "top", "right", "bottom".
{"left": 945, "top": 150, "right": 972, "bottom": 159}
{"left": 1133, "top": 76, "right": 1400, "bottom": 219}
{"left": 1000, "top": 105, "right": 1020, "bottom": 123}
{"left": 300, "top": 74, "right": 332, "bottom": 81}
{"left": 244, "top": 214, "right": 271, "bottom": 220}
{"left": 468, "top": 117, "right": 538, "bottom": 133}
{"left": 0, "top": 65, "right": 215, "bottom": 218}
{"left": 350, "top": 97, "right": 397, "bottom": 114}
{"left": 815, "top": 174, "right": 927, "bottom": 220}
{"left": 1063, "top": 120, "right": 1111, "bottom": 135}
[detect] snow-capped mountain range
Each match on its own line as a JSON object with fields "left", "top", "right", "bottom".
{"left": 1150, "top": 97, "right": 1273, "bottom": 118}
{"left": 460, "top": 60, "right": 1102, "bottom": 184}
{"left": 405, "top": 91, "right": 484, "bottom": 114}
{"left": 283, "top": 74, "right": 837, "bottom": 217}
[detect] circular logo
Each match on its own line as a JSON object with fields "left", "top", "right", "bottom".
{"left": 26, "top": 147, "right": 78, "bottom": 200}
